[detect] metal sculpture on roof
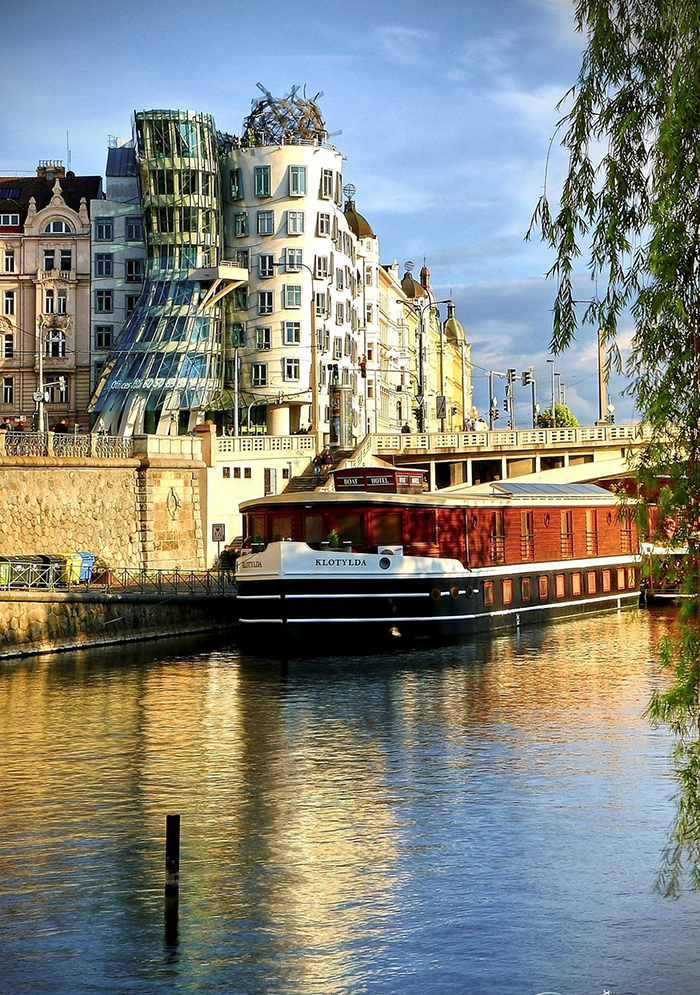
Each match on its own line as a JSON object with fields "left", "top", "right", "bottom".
{"left": 241, "top": 83, "right": 328, "bottom": 146}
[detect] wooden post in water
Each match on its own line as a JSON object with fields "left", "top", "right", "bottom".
{"left": 164, "top": 814, "right": 180, "bottom": 947}
{"left": 165, "top": 814, "right": 180, "bottom": 894}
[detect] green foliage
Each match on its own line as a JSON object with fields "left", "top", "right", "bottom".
{"left": 536, "top": 403, "right": 579, "bottom": 427}
{"left": 529, "top": 0, "right": 700, "bottom": 892}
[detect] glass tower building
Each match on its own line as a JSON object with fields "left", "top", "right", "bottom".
{"left": 90, "top": 109, "right": 245, "bottom": 435}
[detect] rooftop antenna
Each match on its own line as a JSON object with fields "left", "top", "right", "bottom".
{"left": 66, "top": 131, "right": 71, "bottom": 171}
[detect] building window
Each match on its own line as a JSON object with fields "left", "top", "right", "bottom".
{"left": 95, "top": 325, "right": 113, "bottom": 350}
{"left": 365, "top": 265, "right": 373, "bottom": 286}
{"left": 44, "top": 249, "right": 55, "bottom": 271}
{"left": 230, "top": 322, "right": 245, "bottom": 346}
{"left": 45, "top": 328, "right": 66, "bottom": 358}
{"left": 44, "top": 289, "right": 55, "bottom": 314}
{"left": 95, "top": 290, "right": 113, "bottom": 313}
{"left": 333, "top": 337, "right": 342, "bottom": 359}
{"left": 125, "top": 294, "right": 139, "bottom": 317}
{"left": 321, "top": 169, "right": 334, "bottom": 199}
{"left": 44, "top": 220, "right": 72, "bottom": 234}
{"left": 2, "top": 334, "right": 13, "bottom": 358}
{"left": 257, "top": 210, "right": 274, "bottom": 235}
{"left": 289, "top": 165, "right": 307, "bottom": 196}
{"left": 95, "top": 253, "right": 113, "bottom": 277}
{"left": 230, "top": 168, "right": 242, "bottom": 200}
{"left": 251, "top": 363, "right": 267, "bottom": 387}
{"left": 2, "top": 376, "right": 13, "bottom": 404}
{"left": 60, "top": 248, "right": 71, "bottom": 271}
{"left": 234, "top": 287, "right": 249, "bottom": 310}
{"left": 259, "top": 253, "right": 275, "bottom": 278}
{"left": 4, "top": 250, "right": 14, "bottom": 273}
{"left": 235, "top": 248, "right": 250, "bottom": 269}
{"left": 126, "top": 217, "right": 143, "bottom": 241}
{"left": 3, "top": 291, "right": 14, "bottom": 315}
{"left": 283, "top": 285, "right": 302, "bottom": 309}
{"left": 258, "top": 290, "right": 273, "bottom": 315}
{"left": 315, "top": 291, "right": 327, "bottom": 317}
{"left": 287, "top": 211, "right": 305, "bottom": 235}
{"left": 95, "top": 217, "right": 113, "bottom": 240}
{"left": 125, "top": 258, "right": 144, "bottom": 283}
{"left": 286, "top": 248, "right": 302, "bottom": 272}
{"left": 254, "top": 166, "right": 271, "bottom": 198}
{"left": 317, "top": 213, "right": 330, "bottom": 237}
{"left": 284, "top": 357, "right": 300, "bottom": 380}
{"left": 315, "top": 254, "right": 329, "bottom": 278}
{"left": 0, "top": 214, "right": 19, "bottom": 226}
{"left": 283, "top": 321, "right": 301, "bottom": 344}
{"left": 234, "top": 212, "right": 248, "bottom": 237}
{"left": 366, "top": 303, "right": 374, "bottom": 325}
{"left": 336, "top": 267, "right": 344, "bottom": 291}
{"left": 256, "top": 326, "right": 271, "bottom": 350}
{"left": 56, "top": 289, "right": 67, "bottom": 315}
{"left": 335, "top": 302, "right": 344, "bottom": 325}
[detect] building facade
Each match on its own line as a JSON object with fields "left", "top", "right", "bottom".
{"left": 89, "top": 139, "right": 147, "bottom": 394}
{"left": 0, "top": 162, "right": 101, "bottom": 430}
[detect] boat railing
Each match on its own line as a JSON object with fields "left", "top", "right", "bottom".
{"left": 560, "top": 532, "right": 575, "bottom": 558}
{"left": 489, "top": 535, "right": 506, "bottom": 563}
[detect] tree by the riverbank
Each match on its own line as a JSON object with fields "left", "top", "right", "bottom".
{"left": 528, "top": 0, "right": 700, "bottom": 895}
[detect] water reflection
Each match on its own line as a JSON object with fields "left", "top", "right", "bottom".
{"left": 0, "top": 609, "right": 695, "bottom": 995}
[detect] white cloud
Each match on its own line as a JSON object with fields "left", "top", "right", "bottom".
{"left": 373, "top": 25, "right": 433, "bottom": 68}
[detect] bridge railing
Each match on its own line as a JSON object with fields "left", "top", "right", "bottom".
{"left": 0, "top": 561, "right": 235, "bottom": 596}
{"left": 366, "top": 424, "right": 651, "bottom": 454}
{"left": 0, "top": 431, "right": 134, "bottom": 459}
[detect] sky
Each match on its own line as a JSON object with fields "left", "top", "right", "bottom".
{"left": 0, "top": 0, "right": 635, "bottom": 426}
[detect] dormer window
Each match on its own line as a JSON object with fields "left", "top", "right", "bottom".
{"left": 44, "top": 220, "right": 72, "bottom": 234}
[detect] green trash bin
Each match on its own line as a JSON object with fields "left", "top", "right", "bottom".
{"left": 59, "top": 553, "right": 83, "bottom": 584}
{"left": 0, "top": 556, "right": 10, "bottom": 588}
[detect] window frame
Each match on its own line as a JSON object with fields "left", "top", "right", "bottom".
{"left": 289, "top": 165, "right": 307, "bottom": 196}
{"left": 287, "top": 210, "right": 305, "bottom": 235}
{"left": 257, "top": 210, "right": 274, "bottom": 236}
{"left": 254, "top": 165, "right": 271, "bottom": 198}
{"left": 94, "top": 217, "right": 113, "bottom": 241}
{"left": 251, "top": 362, "right": 268, "bottom": 387}
{"left": 283, "top": 357, "right": 300, "bottom": 381}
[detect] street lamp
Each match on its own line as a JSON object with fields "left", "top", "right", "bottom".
{"left": 402, "top": 294, "right": 452, "bottom": 433}
{"left": 547, "top": 359, "right": 556, "bottom": 428}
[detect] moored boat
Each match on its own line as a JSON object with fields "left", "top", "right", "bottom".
{"left": 235, "top": 468, "right": 641, "bottom": 651}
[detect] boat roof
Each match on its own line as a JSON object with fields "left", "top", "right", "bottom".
{"left": 240, "top": 480, "right": 621, "bottom": 512}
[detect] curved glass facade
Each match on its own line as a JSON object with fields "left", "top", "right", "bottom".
{"left": 90, "top": 109, "right": 227, "bottom": 434}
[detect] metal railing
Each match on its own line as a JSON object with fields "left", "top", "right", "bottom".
{"left": 0, "top": 562, "right": 235, "bottom": 596}
{"left": 369, "top": 424, "right": 650, "bottom": 453}
{"left": 1, "top": 432, "right": 133, "bottom": 459}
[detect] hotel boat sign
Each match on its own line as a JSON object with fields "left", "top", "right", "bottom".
{"left": 333, "top": 467, "right": 427, "bottom": 494}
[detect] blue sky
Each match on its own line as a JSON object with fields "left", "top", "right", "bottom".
{"left": 1, "top": 0, "right": 633, "bottom": 425}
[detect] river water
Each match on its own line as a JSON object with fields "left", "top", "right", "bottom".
{"left": 1, "top": 607, "right": 698, "bottom": 995}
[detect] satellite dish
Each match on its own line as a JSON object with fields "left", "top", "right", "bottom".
{"left": 343, "top": 183, "right": 356, "bottom": 201}
{"left": 404, "top": 260, "right": 415, "bottom": 273}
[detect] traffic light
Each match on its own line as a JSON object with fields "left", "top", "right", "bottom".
{"left": 503, "top": 397, "right": 509, "bottom": 412}
{"left": 522, "top": 371, "right": 532, "bottom": 385}
{"left": 491, "top": 407, "right": 499, "bottom": 421}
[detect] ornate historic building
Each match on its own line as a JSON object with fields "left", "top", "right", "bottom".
{"left": 0, "top": 162, "right": 101, "bottom": 429}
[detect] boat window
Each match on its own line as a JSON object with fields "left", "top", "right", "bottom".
{"left": 617, "top": 567, "right": 626, "bottom": 590}
{"left": 303, "top": 515, "right": 323, "bottom": 543}
{"left": 520, "top": 510, "right": 534, "bottom": 559}
{"left": 373, "top": 512, "right": 403, "bottom": 546}
{"left": 555, "top": 573, "right": 566, "bottom": 598}
{"left": 334, "top": 512, "right": 363, "bottom": 544}
{"left": 521, "top": 577, "right": 531, "bottom": 602}
{"left": 587, "top": 571, "right": 597, "bottom": 594}
{"left": 572, "top": 572, "right": 582, "bottom": 596}
{"left": 248, "top": 514, "right": 266, "bottom": 542}
{"left": 270, "top": 515, "right": 293, "bottom": 541}
{"left": 538, "top": 575, "right": 549, "bottom": 599}
{"left": 602, "top": 569, "right": 612, "bottom": 592}
{"left": 483, "top": 581, "right": 494, "bottom": 607}
{"left": 502, "top": 579, "right": 513, "bottom": 604}
{"left": 410, "top": 510, "right": 436, "bottom": 544}
{"left": 627, "top": 567, "right": 636, "bottom": 588}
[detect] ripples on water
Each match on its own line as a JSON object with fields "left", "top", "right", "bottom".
{"left": 0, "top": 609, "right": 698, "bottom": 995}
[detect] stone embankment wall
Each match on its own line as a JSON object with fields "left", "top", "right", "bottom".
{"left": 0, "top": 591, "right": 235, "bottom": 659}
{"left": 0, "top": 454, "right": 206, "bottom": 571}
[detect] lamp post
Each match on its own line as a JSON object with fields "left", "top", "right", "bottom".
{"left": 547, "top": 359, "right": 556, "bottom": 428}
{"left": 402, "top": 295, "right": 452, "bottom": 433}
